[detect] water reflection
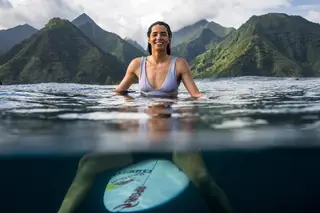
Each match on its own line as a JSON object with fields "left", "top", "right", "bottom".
{"left": 58, "top": 95, "right": 232, "bottom": 213}
{"left": 114, "top": 96, "right": 200, "bottom": 144}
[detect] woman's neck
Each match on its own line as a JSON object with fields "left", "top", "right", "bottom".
{"left": 150, "top": 51, "right": 170, "bottom": 64}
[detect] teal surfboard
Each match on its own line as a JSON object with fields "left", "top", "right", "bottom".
{"left": 103, "top": 159, "right": 190, "bottom": 212}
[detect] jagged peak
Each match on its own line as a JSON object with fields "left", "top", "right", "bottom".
{"left": 206, "top": 21, "right": 234, "bottom": 29}
{"left": 1, "top": 24, "right": 38, "bottom": 31}
{"left": 72, "top": 13, "right": 95, "bottom": 26}
{"left": 124, "top": 37, "right": 139, "bottom": 43}
{"left": 261, "top": 12, "right": 289, "bottom": 17}
{"left": 185, "top": 19, "right": 209, "bottom": 29}
{"left": 21, "top": 24, "right": 38, "bottom": 31}
{"left": 75, "top": 13, "right": 93, "bottom": 21}
{"left": 77, "top": 13, "right": 91, "bottom": 19}
{"left": 246, "top": 12, "right": 312, "bottom": 25}
{"left": 17, "top": 23, "right": 33, "bottom": 28}
{"left": 45, "top": 18, "right": 70, "bottom": 29}
{"left": 244, "top": 12, "right": 318, "bottom": 30}
{"left": 174, "top": 19, "right": 209, "bottom": 32}
{"left": 194, "top": 19, "right": 209, "bottom": 26}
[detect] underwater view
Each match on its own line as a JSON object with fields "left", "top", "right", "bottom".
{"left": 1, "top": 77, "right": 320, "bottom": 213}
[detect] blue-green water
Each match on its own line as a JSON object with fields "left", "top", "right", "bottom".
{"left": 1, "top": 77, "right": 320, "bottom": 213}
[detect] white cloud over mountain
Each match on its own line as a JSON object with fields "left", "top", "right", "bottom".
{"left": 0, "top": 0, "right": 319, "bottom": 46}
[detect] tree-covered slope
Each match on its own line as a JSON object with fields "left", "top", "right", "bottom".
{"left": 191, "top": 13, "right": 320, "bottom": 77}
{"left": 72, "top": 13, "right": 147, "bottom": 66}
{"left": 0, "top": 18, "right": 126, "bottom": 85}
{"left": 0, "top": 24, "right": 38, "bottom": 53}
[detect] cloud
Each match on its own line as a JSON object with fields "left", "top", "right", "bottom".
{"left": 0, "top": 0, "right": 12, "bottom": 9}
{"left": 68, "top": 0, "right": 292, "bottom": 46}
{"left": 0, "top": 0, "right": 82, "bottom": 29}
{"left": 1, "top": 0, "right": 318, "bottom": 47}
{"left": 212, "top": 0, "right": 292, "bottom": 29}
{"left": 275, "top": 4, "right": 320, "bottom": 24}
{"left": 305, "top": 10, "right": 320, "bottom": 23}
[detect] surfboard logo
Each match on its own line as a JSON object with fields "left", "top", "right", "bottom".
{"left": 106, "top": 172, "right": 148, "bottom": 191}
{"left": 106, "top": 177, "right": 134, "bottom": 190}
{"left": 113, "top": 186, "right": 147, "bottom": 211}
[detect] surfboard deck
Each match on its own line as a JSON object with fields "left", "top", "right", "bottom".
{"left": 103, "top": 159, "right": 190, "bottom": 212}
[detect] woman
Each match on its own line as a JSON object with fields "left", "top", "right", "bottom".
{"left": 58, "top": 21, "right": 232, "bottom": 213}
{"left": 113, "top": 21, "right": 201, "bottom": 98}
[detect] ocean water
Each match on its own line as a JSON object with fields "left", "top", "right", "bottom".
{"left": 1, "top": 76, "right": 320, "bottom": 213}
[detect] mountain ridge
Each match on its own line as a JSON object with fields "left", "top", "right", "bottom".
{"left": 72, "top": 13, "right": 148, "bottom": 66}
{"left": 191, "top": 12, "right": 320, "bottom": 77}
{"left": 0, "top": 24, "right": 38, "bottom": 53}
{"left": 1, "top": 12, "right": 319, "bottom": 85}
{"left": 0, "top": 17, "right": 126, "bottom": 85}
{"left": 171, "top": 19, "right": 235, "bottom": 62}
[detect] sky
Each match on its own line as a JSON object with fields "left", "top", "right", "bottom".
{"left": 0, "top": 0, "right": 320, "bottom": 47}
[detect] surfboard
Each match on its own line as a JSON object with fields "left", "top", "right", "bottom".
{"left": 103, "top": 159, "right": 190, "bottom": 212}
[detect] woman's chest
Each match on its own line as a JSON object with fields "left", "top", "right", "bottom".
{"left": 145, "top": 64, "right": 172, "bottom": 90}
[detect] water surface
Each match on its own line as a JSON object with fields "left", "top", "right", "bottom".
{"left": 1, "top": 77, "right": 320, "bottom": 153}
{"left": 1, "top": 77, "right": 320, "bottom": 213}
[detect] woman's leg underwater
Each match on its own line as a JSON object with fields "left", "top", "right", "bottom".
{"left": 172, "top": 151, "right": 232, "bottom": 213}
{"left": 58, "top": 152, "right": 133, "bottom": 213}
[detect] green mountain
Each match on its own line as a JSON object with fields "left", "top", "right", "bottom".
{"left": 71, "top": 13, "right": 95, "bottom": 27}
{"left": 171, "top": 19, "right": 235, "bottom": 61}
{"left": 124, "top": 37, "right": 148, "bottom": 54}
{"left": 172, "top": 28, "right": 221, "bottom": 62}
{"left": 0, "top": 24, "right": 38, "bottom": 53}
{"left": 191, "top": 13, "right": 320, "bottom": 78}
{"left": 171, "top": 19, "right": 235, "bottom": 47}
{"left": 204, "top": 21, "right": 235, "bottom": 38}
{"left": 171, "top": 20, "right": 209, "bottom": 47}
{"left": 72, "top": 13, "right": 147, "bottom": 66}
{"left": 0, "top": 18, "right": 126, "bottom": 85}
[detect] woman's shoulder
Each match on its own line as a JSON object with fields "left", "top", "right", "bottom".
{"left": 131, "top": 56, "right": 144, "bottom": 62}
{"left": 173, "top": 56, "right": 189, "bottom": 67}
{"left": 172, "top": 56, "right": 192, "bottom": 75}
{"left": 170, "top": 56, "right": 188, "bottom": 64}
{"left": 128, "top": 57, "right": 144, "bottom": 67}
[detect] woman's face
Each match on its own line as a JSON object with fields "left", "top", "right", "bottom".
{"left": 148, "top": 24, "right": 170, "bottom": 52}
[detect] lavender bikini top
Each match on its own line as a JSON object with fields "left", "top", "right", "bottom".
{"left": 138, "top": 56, "right": 179, "bottom": 97}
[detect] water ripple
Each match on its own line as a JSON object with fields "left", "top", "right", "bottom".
{"left": 1, "top": 77, "right": 320, "bottom": 151}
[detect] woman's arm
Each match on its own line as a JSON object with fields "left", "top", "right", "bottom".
{"left": 176, "top": 58, "right": 202, "bottom": 98}
{"left": 113, "top": 58, "right": 140, "bottom": 93}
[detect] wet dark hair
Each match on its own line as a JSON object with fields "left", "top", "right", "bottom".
{"left": 147, "top": 21, "right": 172, "bottom": 55}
